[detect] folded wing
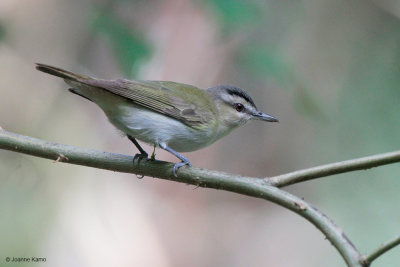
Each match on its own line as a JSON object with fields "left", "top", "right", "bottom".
{"left": 84, "top": 79, "right": 216, "bottom": 128}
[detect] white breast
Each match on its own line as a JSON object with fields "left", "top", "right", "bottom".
{"left": 103, "top": 102, "right": 218, "bottom": 152}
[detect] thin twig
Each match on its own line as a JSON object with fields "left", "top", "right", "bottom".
{"left": 267, "top": 151, "right": 400, "bottom": 187}
{"left": 361, "top": 235, "right": 400, "bottom": 265}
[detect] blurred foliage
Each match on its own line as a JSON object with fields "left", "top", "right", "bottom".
{"left": 206, "top": 0, "right": 261, "bottom": 35}
{"left": 293, "top": 85, "right": 327, "bottom": 120}
{"left": 207, "top": 0, "right": 322, "bottom": 119}
{"left": 91, "top": 8, "right": 151, "bottom": 77}
{"left": 0, "top": 22, "right": 5, "bottom": 41}
{"left": 338, "top": 23, "right": 400, "bottom": 153}
{"left": 237, "top": 46, "right": 290, "bottom": 82}
{"left": 206, "top": 0, "right": 298, "bottom": 81}
{"left": 309, "top": 6, "right": 400, "bottom": 156}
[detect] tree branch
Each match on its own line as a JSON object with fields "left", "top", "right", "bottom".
{"left": 4, "top": 129, "right": 400, "bottom": 266}
{"left": 268, "top": 151, "right": 400, "bottom": 187}
{"left": 362, "top": 235, "right": 400, "bottom": 265}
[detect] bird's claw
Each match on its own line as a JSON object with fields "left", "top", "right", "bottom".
{"left": 133, "top": 152, "right": 148, "bottom": 162}
{"left": 172, "top": 160, "right": 192, "bottom": 177}
{"left": 132, "top": 153, "right": 148, "bottom": 179}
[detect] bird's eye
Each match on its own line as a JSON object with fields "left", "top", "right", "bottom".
{"left": 234, "top": 103, "right": 245, "bottom": 112}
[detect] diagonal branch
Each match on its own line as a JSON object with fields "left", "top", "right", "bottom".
{"left": 0, "top": 129, "right": 364, "bottom": 265}
{"left": 267, "top": 151, "right": 400, "bottom": 187}
{"left": 4, "top": 129, "right": 400, "bottom": 266}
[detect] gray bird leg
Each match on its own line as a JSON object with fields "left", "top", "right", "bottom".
{"left": 159, "top": 143, "right": 192, "bottom": 176}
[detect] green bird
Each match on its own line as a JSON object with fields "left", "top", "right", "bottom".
{"left": 36, "top": 63, "right": 278, "bottom": 176}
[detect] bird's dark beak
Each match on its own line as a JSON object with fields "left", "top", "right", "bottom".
{"left": 252, "top": 111, "right": 279, "bottom": 122}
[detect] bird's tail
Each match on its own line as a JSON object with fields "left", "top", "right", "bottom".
{"left": 35, "top": 63, "right": 92, "bottom": 82}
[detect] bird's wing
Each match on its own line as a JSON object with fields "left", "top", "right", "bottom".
{"left": 84, "top": 79, "right": 216, "bottom": 128}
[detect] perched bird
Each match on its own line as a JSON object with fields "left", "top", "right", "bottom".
{"left": 36, "top": 63, "right": 278, "bottom": 176}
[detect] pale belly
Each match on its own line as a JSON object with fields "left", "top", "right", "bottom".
{"left": 105, "top": 104, "right": 219, "bottom": 152}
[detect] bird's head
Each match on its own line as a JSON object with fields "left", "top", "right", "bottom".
{"left": 207, "top": 85, "right": 278, "bottom": 129}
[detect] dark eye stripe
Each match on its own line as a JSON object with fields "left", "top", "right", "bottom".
{"left": 225, "top": 87, "right": 256, "bottom": 109}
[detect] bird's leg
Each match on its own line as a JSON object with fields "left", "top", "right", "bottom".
{"left": 150, "top": 144, "right": 156, "bottom": 161}
{"left": 159, "top": 143, "right": 192, "bottom": 176}
{"left": 127, "top": 135, "right": 148, "bottom": 160}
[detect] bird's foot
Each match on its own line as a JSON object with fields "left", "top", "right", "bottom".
{"left": 172, "top": 160, "right": 192, "bottom": 177}
{"left": 133, "top": 152, "right": 148, "bottom": 162}
{"left": 158, "top": 142, "right": 192, "bottom": 177}
{"left": 133, "top": 152, "right": 148, "bottom": 179}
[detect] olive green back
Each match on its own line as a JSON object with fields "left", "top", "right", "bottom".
{"left": 85, "top": 79, "right": 217, "bottom": 129}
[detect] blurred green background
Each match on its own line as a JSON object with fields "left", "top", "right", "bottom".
{"left": 1, "top": 0, "right": 400, "bottom": 266}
